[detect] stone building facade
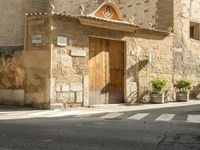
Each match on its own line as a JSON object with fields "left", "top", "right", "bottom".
{"left": 22, "top": 2, "right": 173, "bottom": 108}
{"left": 173, "top": 0, "right": 200, "bottom": 97}
{"left": 0, "top": 0, "right": 200, "bottom": 108}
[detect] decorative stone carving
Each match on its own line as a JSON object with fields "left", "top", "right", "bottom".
{"left": 129, "top": 16, "right": 135, "bottom": 24}
{"left": 79, "top": 6, "right": 85, "bottom": 15}
{"left": 48, "top": 2, "right": 55, "bottom": 15}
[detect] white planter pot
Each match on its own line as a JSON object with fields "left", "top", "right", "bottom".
{"left": 176, "top": 92, "right": 189, "bottom": 102}
{"left": 150, "top": 93, "right": 164, "bottom": 104}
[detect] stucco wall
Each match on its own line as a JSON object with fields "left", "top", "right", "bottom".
{"left": 24, "top": 15, "right": 50, "bottom": 108}
{"left": 0, "top": 0, "right": 48, "bottom": 48}
{"left": 50, "top": 16, "right": 173, "bottom": 106}
{"left": 0, "top": 51, "right": 25, "bottom": 106}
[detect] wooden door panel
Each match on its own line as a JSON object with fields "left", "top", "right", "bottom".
{"left": 89, "top": 38, "right": 107, "bottom": 105}
{"left": 109, "top": 40, "right": 124, "bottom": 104}
{"left": 89, "top": 37, "right": 124, "bottom": 105}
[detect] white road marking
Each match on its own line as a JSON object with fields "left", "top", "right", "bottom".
{"left": 75, "top": 114, "right": 94, "bottom": 118}
{"left": 187, "top": 115, "right": 200, "bottom": 123}
{"left": 127, "top": 113, "right": 149, "bottom": 120}
{"left": 100, "top": 113, "right": 123, "bottom": 119}
{"left": 155, "top": 114, "right": 175, "bottom": 122}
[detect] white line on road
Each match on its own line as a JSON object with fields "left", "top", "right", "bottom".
{"left": 127, "top": 113, "right": 149, "bottom": 120}
{"left": 155, "top": 114, "right": 175, "bottom": 122}
{"left": 100, "top": 113, "right": 123, "bottom": 119}
{"left": 187, "top": 115, "right": 200, "bottom": 123}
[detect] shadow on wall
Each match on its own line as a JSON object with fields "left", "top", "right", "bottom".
{"left": 191, "top": 84, "right": 200, "bottom": 99}
{"left": 126, "top": 59, "right": 149, "bottom": 103}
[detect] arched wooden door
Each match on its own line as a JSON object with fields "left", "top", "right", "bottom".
{"left": 89, "top": 37, "right": 124, "bottom": 105}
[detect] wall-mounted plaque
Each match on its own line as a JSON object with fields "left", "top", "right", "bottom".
{"left": 57, "top": 36, "right": 67, "bottom": 46}
{"left": 71, "top": 50, "right": 87, "bottom": 57}
{"left": 32, "top": 34, "right": 42, "bottom": 44}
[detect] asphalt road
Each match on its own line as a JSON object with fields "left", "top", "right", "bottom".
{"left": 0, "top": 105, "right": 200, "bottom": 150}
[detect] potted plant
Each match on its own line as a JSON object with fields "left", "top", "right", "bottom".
{"left": 150, "top": 78, "right": 167, "bottom": 104}
{"left": 174, "top": 79, "right": 192, "bottom": 102}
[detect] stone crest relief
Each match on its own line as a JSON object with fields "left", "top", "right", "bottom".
{"left": 103, "top": 6, "right": 114, "bottom": 18}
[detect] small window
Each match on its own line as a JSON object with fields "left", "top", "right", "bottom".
{"left": 190, "top": 22, "right": 200, "bottom": 40}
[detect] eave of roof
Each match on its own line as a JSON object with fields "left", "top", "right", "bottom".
{"left": 25, "top": 12, "right": 170, "bottom": 35}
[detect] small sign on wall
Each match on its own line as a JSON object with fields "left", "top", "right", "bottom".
{"left": 71, "top": 50, "right": 87, "bottom": 57}
{"left": 32, "top": 34, "right": 42, "bottom": 44}
{"left": 57, "top": 36, "right": 67, "bottom": 46}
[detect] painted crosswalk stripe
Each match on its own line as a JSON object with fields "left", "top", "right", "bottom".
{"left": 155, "top": 114, "right": 175, "bottom": 122}
{"left": 187, "top": 115, "right": 200, "bottom": 123}
{"left": 75, "top": 114, "right": 94, "bottom": 118}
{"left": 100, "top": 113, "right": 123, "bottom": 119}
{"left": 127, "top": 113, "right": 149, "bottom": 120}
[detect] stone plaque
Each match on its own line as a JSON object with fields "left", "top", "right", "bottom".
{"left": 71, "top": 50, "right": 87, "bottom": 57}
{"left": 70, "top": 83, "right": 82, "bottom": 92}
{"left": 57, "top": 36, "right": 67, "bottom": 46}
{"left": 61, "top": 84, "right": 70, "bottom": 92}
{"left": 32, "top": 34, "right": 42, "bottom": 44}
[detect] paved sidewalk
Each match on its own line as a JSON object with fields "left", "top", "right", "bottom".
{"left": 0, "top": 100, "right": 200, "bottom": 120}
{"left": 69, "top": 100, "right": 200, "bottom": 114}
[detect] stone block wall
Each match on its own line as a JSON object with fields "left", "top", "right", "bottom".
{"left": 133, "top": 32, "right": 174, "bottom": 102}
{"left": 50, "top": 15, "right": 173, "bottom": 106}
{"left": 173, "top": 0, "right": 200, "bottom": 98}
{"left": 53, "top": 0, "right": 173, "bottom": 30}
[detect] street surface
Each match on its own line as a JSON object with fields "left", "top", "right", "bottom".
{"left": 0, "top": 103, "right": 200, "bottom": 150}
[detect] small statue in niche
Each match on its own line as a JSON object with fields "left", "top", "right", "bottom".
{"left": 168, "top": 26, "right": 173, "bottom": 33}
{"left": 149, "top": 23, "right": 153, "bottom": 29}
{"left": 79, "top": 6, "right": 85, "bottom": 15}
{"left": 129, "top": 16, "right": 135, "bottom": 24}
{"left": 48, "top": 2, "right": 55, "bottom": 15}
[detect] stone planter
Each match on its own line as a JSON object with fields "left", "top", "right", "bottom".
{"left": 150, "top": 93, "right": 164, "bottom": 104}
{"left": 176, "top": 92, "right": 189, "bottom": 102}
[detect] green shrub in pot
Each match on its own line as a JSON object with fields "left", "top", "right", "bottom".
{"left": 150, "top": 78, "right": 167, "bottom": 104}
{"left": 174, "top": 79, "right": 192, "bottom": 102}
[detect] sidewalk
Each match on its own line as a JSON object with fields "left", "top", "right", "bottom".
{"left": 67, "top": 100, "right": 200, "bottom": 115}
{"left": 0, "top": 100, "right": 200, "bottom": 120}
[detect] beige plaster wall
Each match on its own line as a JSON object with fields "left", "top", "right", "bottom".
{"left": 51, "top": 16, "right": 173, "bottom": 106}
{"left": 0, "top": 51, "right": 26, "bottom": 106}
{"left": 24, "top": 15, "right": 50, "bottom": 108}
{"left": 0, "top": 0, "right": 48, "bottom": 47}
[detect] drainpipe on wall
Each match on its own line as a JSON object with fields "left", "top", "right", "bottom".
{"left": 48, "top": 2, "right": 55, "bottom": 109}
{"left": 148, "top": 51, "right": 152, "bottom": 102}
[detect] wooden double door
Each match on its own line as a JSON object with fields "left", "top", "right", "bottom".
{"left": 89, "top": 37, "right": 124, "bottom": 105}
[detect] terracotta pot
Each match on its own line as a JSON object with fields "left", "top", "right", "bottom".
{"left": 150, "top": 93, "right": 164, "bottom": 104}
{"left": 176, "top": 92, "right": 189, "bottom": 102}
